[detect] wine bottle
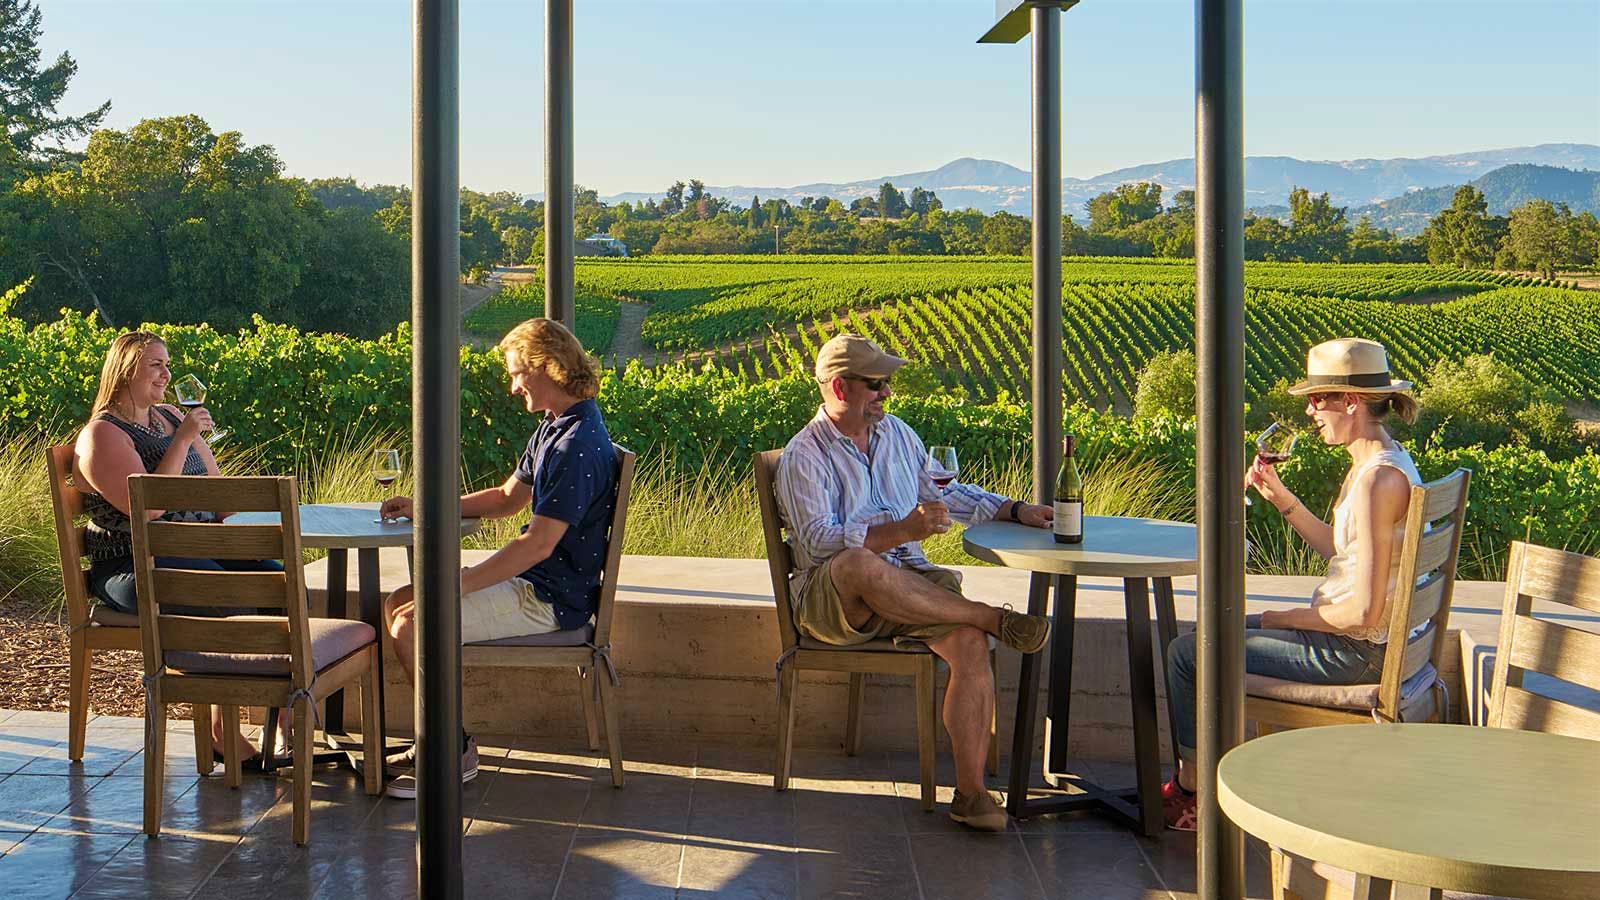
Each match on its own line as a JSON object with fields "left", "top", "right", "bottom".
{"left": 1054, "top": 434, "right": 1083, "bottom": 544}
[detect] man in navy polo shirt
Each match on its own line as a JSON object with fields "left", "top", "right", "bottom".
{"left": 378, "top": 317, "right": 618, "bottom": 798}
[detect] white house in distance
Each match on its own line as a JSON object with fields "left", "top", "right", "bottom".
{"left": 578, "top": 233, "right": 629, "bottom": 257}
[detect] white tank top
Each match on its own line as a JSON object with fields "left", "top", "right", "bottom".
{"left": 1308, "top": 446, "right": 1422, "bottom": 644}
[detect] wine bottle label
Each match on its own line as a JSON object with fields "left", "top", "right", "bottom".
{"left": 1053, "top": 501, "right": 1082, "bottom": 536}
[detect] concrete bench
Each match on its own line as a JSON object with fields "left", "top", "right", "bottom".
{"left": 305, "top": 551, "right": 1513, "bottom": 759}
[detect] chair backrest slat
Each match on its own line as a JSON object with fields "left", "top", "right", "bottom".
{"left": 46, "top": 444, "right": 95, "bottom": 628}
{"left": 1505, "top": 617, "right": 1600, "bottom": 694}
{"left": 130, "top": 475, "right": 312, "bottom": 686}
{"left": 593, "top": 445, "right": 636, "bottom": 644}
{"left": 1488, "top": 541, "right": 1600, "bottom": 738}
{"left": 753, "top": 450, "right": 800, "bottom": 651}
{"left": 151, "top": 569, "right": 289, "bottom": 609}
{"left": 159, "top": 616, "right": 290, "bottom": 655}
{"left": 1495, "top": 684, "right": 1600, "bottom": 742}
{"left": 134, "top": 475, "right": 286, "bottom": 514}
{"left": 1377, "top": 468, "right": 1471, "bottom": 719}
{"left": 145, "top": 522, "right": 286, "bottom": 560}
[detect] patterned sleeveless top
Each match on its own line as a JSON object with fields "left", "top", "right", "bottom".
{"left": 83, "top": 409, "right": 214, "bottom": 564}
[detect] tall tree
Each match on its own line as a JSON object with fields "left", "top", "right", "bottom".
{"left": 1086, "top": 182, "right": 1162, "bottom": 232}
{"left": 1424, "top": 185, "right": 1495, "bottom": 269}
{"left": 748, "top": 194, "right": 763, "bottom": 230}
{"left": 0, "top": 0, "right": 110, "bottom": 179}
{"left": 878, "top": 182, "right": 908, "bottom": 219}
{"left": 1286, "top": 186, "right": 1348, "bottom": 261}
{"left": 1500, "top": 199, "right": 1567, "bottom": 279}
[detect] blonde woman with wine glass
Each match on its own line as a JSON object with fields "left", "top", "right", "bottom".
{"left": 72, "top": 332, "right": 282, "bottom": 767}
{"left": 1162, "top": 338, "right": 1422, "bottom": 831}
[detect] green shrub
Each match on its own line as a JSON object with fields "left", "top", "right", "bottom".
{"left": 1133, "top": 349, "right": 1195, "bottom": 420}
{"left": 1416, "top": 354, "right": 1578, "bottom": 455}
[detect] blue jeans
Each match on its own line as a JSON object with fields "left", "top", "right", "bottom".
{"left": 1165, "top": 613, "right": 1385, "bottom": 756}
{"left": 88, "top": 556, "right": 286, "bottom": 616}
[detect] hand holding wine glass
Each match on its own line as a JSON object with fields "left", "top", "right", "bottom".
{"left": 373, "top": 449, "right": 403, "bottom": 523}
{"left": 171, "top": 374, "right": 229, "bottom": 444}
{"left": 1244, "top": 422, "right": 1297, "bottom": 508}
{"left": 927, "top": 445, "right": 959, "bottom": 489}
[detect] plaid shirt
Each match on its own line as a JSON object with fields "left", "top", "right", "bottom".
{"left": 775, "top": 407, "right": 1008, "bottom": 604}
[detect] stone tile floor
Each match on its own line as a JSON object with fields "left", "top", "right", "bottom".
{"left": 1, "top": 708, "right": 1489, "bottom": 900}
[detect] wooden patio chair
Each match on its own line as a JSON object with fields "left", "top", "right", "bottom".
{"left": 1246, "top": 468, "right": 1471, "bottom": 732}
{"left": 129, "top": 474, "right": 383, "bottom": 845}
{"left": 754, "top": 449, "right": 998, "bottom": 812}
{"left": 46, "top": 444, "right": 144, "bottom": 763}
{"left": 462, "top": 445, "right": 636, "bottom": 788}
{"left": 1251, "top": 468, "right": 1470, "bottom": 900}
{"left": 1487, "top": 541, "right": 1600, "bottom": 740}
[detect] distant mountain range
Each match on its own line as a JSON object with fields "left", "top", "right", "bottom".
{"left": 593, "top": 143, "right": 1600, "bottom": 223}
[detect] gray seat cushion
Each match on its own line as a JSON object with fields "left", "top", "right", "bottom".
{"left": 165, "top": 617, "right": 376, "bottom": 676}
{"left": 1246, "top": 662, "right": 1438, "bottom": 712}
{"left": 467, "top": 623, "right": 594, "bottom": 648}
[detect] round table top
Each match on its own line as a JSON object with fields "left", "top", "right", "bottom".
{"left": 962, "top": 517, "right": 1198, "bottom": 577}
{"left": 1218, "top": 724, "right": 1600, "bottom": 899}
{"left": 230, "top": 502, "right": 481, "bottom": 550}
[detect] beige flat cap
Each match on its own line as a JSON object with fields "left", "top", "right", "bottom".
{"left": 1287, "top": 338, "right": 1413, "bottom": 396}
{"left": 814, "top": 334, "right": 907, "bottom": 383}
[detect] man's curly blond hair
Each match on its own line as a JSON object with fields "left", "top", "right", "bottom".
{"left": 497, "top": 318, "right": 600, "bottom": 400}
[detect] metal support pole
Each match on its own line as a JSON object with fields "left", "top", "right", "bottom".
{"left": 413, "top": 0, "right": 463, "bottom": 894}
{"left": 1194, "top": 0, "right": 1247, "bottom": 897}
{"left": 1030, "top": 4, "right": 1063, "bottom": 509}
{"left": 544, "top": 0, "right": 574, "bottom": 329}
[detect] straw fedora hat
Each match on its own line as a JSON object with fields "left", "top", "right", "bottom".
{"left": 1286, "top": 338, "right": 1413, "bottom": 396}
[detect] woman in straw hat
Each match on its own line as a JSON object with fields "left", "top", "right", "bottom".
{"left": 1161, "top": 338, "right": 1422, "bottom": 831}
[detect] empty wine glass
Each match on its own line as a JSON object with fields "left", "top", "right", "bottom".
{"left": 170, "top": 374, "right": 229, "bottom": 444}
{"left": 372, "top": 449, "right": 402, "bottom": 523}
{"left": 927, "top": 445, "right": 959, "bottom": 490}
{"left": 1245, "top": 422, "right": 1297, "bottom": 507}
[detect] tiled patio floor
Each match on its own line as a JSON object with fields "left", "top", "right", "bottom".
{"left": 0, "top": 707, "right": 1290, "bottom": 899}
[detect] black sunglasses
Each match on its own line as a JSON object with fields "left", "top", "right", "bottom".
{"left": 845, "top": 375, "right": 892, "bottom": 392}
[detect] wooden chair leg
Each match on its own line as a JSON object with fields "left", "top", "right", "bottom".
{"left": 1353, "top": 875, "right": 1395, "bottom": 900}
{"left": 361, "top": 649, "right": 383, "bottom": 796}
{"left": 987, "top": 648, "right": 1000, "bottom": 777}
{"left": 292, "top": 698, "right": 313, "bottom": 846}
{"left": 774, "top": 662, "right": 798, "bottom": 791}
{"left": 191, "top": 702, "right": 214, "bottom": 775}
{"left": 68, "top": 637, "right": 90, "bottom": 763}
{"left": 596, "top": 671, "right": 625, "bottom": 789}
{"left": 143, "top": 689, "right": 167, "bottom": 837}
{"left": 1270, "top": 846, "right": 1290, "bottom": 900}
{"left": 578, "top": 666, "right": 601, "bottom": 751}
{"left": 845, "top": 673, "right": 866, "bottom": 756}
{"left": 222, "top": 706, "right": 243, "bottom": 789}
{"left": 915, "top": 658, "right": 936, "bottom": 812}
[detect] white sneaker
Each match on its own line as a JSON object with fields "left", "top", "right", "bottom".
{"left": 384, "top": 737, "right": 479, "bottom": 799}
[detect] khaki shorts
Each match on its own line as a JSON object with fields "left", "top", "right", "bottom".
{"left": 795, "top": 557, "right": 963, "bottom": 648}
{"left": 460, "top": 577, "right": 563, "bottom": 644}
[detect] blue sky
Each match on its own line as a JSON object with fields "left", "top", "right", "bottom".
{"left": 41, "top": 0, "right": 1600, "bottom": 195}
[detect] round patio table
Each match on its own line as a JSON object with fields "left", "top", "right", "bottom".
{"left": 231, "top": 502, "right": 479, "bottom": 765}
{"left": 1218, "top": 723, "right": 1600, "bottom": 900}
{"left": 963, "top": 516, "right": 1197, "bottom": 836}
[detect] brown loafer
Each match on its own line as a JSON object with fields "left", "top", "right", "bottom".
{"left": 999, "top": 607, "right": 1052, "bottom": 654}
{"left": 950, "top": 789, "right": 1009, "bottom": 832}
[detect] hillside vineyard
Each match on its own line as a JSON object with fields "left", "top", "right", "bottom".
{"left": 468, "top": 257, "right": 1580, "bottom": 409}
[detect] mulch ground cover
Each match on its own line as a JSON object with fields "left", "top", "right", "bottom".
{"left": 0, "top": 609, "right": 192, "bottom": 720}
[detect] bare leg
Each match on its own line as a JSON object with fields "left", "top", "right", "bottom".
{"left": 926, "top": 626, "right": 995, "bottom": 798}
{"left": 383, "top": 585, "right": 417, "bottom": 688}
{"left": 208, "top": 705, "right": 258, "bottom": 757}
{"left": 828, "top": 548, "right": 1002, "bottom": 635}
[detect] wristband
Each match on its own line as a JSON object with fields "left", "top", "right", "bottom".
{"left": 1008, "top": 502, "right": 1023, "bottom": 522}
{"left": 1277, "top": 500, "right": 1299, "bottom": 518}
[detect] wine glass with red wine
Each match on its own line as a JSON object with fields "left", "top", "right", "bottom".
{"left": 1245, "top": 422, "right": 1297, "bottom": 507}
{"left": 373, "top": 449, "right": 402, "bottom": 523}
{"left": 170, "top": 374, "right": 229, "bottom": 444}
{"left": 928, "top": 445, "right": 959, "bottom": 489}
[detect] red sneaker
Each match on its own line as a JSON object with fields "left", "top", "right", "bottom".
{"left": 1161, "top": 777, "right": 1197, "bottom": 831}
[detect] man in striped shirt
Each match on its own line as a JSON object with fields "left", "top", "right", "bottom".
{"left": 776, "top": 334, "right": 1055, "bottom": 832}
